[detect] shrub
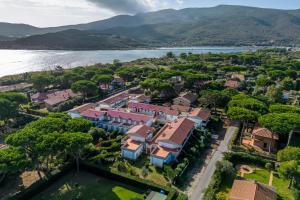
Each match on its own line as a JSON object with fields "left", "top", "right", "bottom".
{"left": 224, "top": 152, "right": 270, "bottom": 167}
{"left": 176, "top": 193, "right": 188, "bottom": 200}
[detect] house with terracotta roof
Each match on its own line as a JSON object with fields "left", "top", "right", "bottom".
{"left": 231, "top": 74, "right": 245, "bottom": 81}
{"left": 68, "top": 103, "right": 96, "bottom": 118}
{"left": 224, "top": 80, "right": 241, "bottom": 89}
{"left": 31, "top": 89, "right": 80, "bottom": 109}
{"left": 97, "top": 91, "right": 129, "bottom": 109}
{"left": 150, "top": 118, "right": 194, "bottom": 167}
{"left": 229, "top": 179, "right": 277, "bottom": 200}
{"left": 173, "top": 92, "right": 198, "bottom": 107}
{"left": 81, "top": 109, "right": 107, "bottom": 124}
{"left": 186, "top": 108, "right": 211, "bottom": 128}
{"left": 121, "top": 125, "right": 154, "bottom": 160}
{"left": 97, "top": 110, "right": 154, "bottom": 133}
{"left": 250, "top": 127, "right": 279, "bottom": 152}
{"left": 128, "top": 102, "right": 178, "bottom": 122}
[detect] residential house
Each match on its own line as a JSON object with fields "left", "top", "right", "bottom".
{"left": 224, "top": 80, "right": 241, "bottom": 89}
{"left": 97, "top": 91, "right": 129, "bottom": 109}
{"left": 186, "top": 108, "right": 211, "bottom": 128}
{"left": 171, "top": 104, "right": 191, "bottom": 114}
{"left": 173, "top": 92, "right": 198, "bottom": 107}
{"left": 81, "top": 109, "right": 106, "bottom": 124}
{"left": 150, "top": 118, "right": 194, "bottom": 167}
{"left": 229, "top": 179, "right": 277, "bottom": 200}
{"left": 129, "top": 94, "right": 151, "bottom": 104}
{"left": 31, "top": 89, "right": 80, "bottom": 109}
{"left": 231, "top": 74, "right": 245, "bottom": 81}
{"left": 97, "top": 110, "right": 154, "bottom": 133}
{"left": 68, "top": 103, "right": 96, "bottom": 118}
{"left": 121, "top": 125, "right": 154, "bottom": 160}
{"left": 128, "top": 102, "right": 178, "bottom": 122}
{"left": 250, "top": 127, "right": 279, "bottom": 152}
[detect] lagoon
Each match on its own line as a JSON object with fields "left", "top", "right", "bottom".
{"left": 0, "top": 47, "right": 258, "bottom": 78}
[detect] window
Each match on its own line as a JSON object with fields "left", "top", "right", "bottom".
{"left": 263, "top": 143, "right": 267, "bottom": 148}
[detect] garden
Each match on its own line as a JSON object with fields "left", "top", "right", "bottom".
{"left": 32, "top": 171, "right": 146, "bottom": 200}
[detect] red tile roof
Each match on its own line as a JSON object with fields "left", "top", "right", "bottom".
{"left": 122, "top": 139, "right": 142, "bottom": 151}
{"left": 229, "top": 180, "right": 277, "bottom": 200}
{"left": 43, "top": 89, "right": 79, "bottom": 106}
{"left": 171, "top": 105, "right": 191, "bottom": 112}
{"left": 98, "top": 91, "right": 129, "bottom": 105}
{"left": 151, "top": 146, "right": 171, "bottom": 159}
{"left": 154, "top": 118, "right": 194, "bottom": 145}
{"left": 189, "top": 108, "right": 211, "bottom": 121}
{"left": 69, "top": 103, "right": 96, "bottom": 113}
{"left": 128, "top": 102, "right": 179, "bottom": 116}
{"left": 253, "top": 128, "right": 279, "bottom": 140}
{"left": 108, "top": 110, "right": 153, "bottom": 123}
{"left": 127, "top": 125, "right": 154, "bottom": 138}
{"left": 225, "top": 80, "right": 241, "bottom": 89}
{"left": 178, "top": 92, "right": 198, "bottom": 103}
{"left": 81, "top": 109, "right": 106, "bottom": 119}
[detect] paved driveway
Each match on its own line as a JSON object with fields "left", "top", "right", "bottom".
{"left": 189, "top": 126, "right": 238, "bottom": 200}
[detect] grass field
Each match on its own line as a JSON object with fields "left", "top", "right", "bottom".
{"left": 32, "top": 171, "right": 145, "bottom": 200}
{"left": 243, "top": 168, "right": 294, "bottom": 200}
{"left": 243, "top": 168, "right": 270, "bottom": 185}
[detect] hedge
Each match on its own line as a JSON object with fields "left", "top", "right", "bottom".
{"left": 224, "top": 152, "right": 273, "bottom": 167}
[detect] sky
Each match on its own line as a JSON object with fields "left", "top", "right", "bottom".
{"left": 1, "top": 0, "right": 300, "bottom": 27}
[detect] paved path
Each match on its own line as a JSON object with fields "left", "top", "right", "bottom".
{"left": 189, "top": 126, "right": 238, "bottom": 200}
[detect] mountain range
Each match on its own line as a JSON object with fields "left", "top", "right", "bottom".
{"left": 1, "top": 5, "right": 300, "bottom": 50}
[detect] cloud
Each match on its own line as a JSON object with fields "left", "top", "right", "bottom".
{"left": 87, "top": 0, "right": 183, "bottom": 14}
{"left": 87, "top": 0, "right": 150, "bottom": 14}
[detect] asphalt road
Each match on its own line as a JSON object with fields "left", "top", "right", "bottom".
{"left": 189, "top": 126, "right": 238, "bottom": 200}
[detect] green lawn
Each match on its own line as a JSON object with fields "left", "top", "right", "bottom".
{"left": 272, "top": 172, "right": 294, "bottom": 200}
{"left": 243, "top": 168, "right": 270, "bottom": 185}
{"left": 242, "top": 168, "right": 294, "bottom": 200}
{"left": 32, "top": 171, "right": 145, "bottom": 200}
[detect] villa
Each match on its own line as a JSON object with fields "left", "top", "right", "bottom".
{"left": 68, "top": 103, "right": 96, "bottom": 118}
{"left": 97, "top": 110, "right": 154, "bottom": 133}
{"left": 121, "top": 125, "right": 154, "bottom": 160}
{"left": 185, "top": 108, "right": 211, "bottom": 128}
{"left": 31, "top": 89, "right": 80, "bottom": 109}
{"left": 229, "top": 179, "right": 277, "bottom": 200}
{"left": 224, "top": 80, "right": 241, "bottom": 89}
{"left": 150, "top": 118, "right": 194, "bottom": 167}
{"left": 97, "top": 91, "right": 129, "bottom": 109}
{"left": 128, "top": 102, "right": 178, "bottom": 122}
{"left": 250, "top": 127, "right": 279, "bottom": 152}
{"left": 173, "top": 92, "right": 198, "bottom": 107}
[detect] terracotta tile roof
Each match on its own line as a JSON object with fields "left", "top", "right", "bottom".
{"left": 171, "top": 105, "right": 191, "bottom": 112}
{"left": 127, "top": 125, "right": 154, "bottom": 138}
{"left": 43, "top": 89, "right": 79, "bottom": 106}
{"left": 151, "top": 146, "right": 171, "bottom": 159}
{"left": 98, "top": 91, "right": 129, "bottom": 105}
{"left": 122, "top": 139, "right": 142, "bottom": 151}
{"left": 189, "top": 108, "right": 211, "bottom": 121}
{"left": 108, "top": 110, "right": 152, "bottom": 123}
{"left": 129, "top": 94, "right": 151, "bottom": 103}
{"left": 128, "top": 102, "right": 179, "bottom": 116}
{"left": 178, "top": 92, "right": 198, "bottom": 103}
{"left": 231, "top": 74, "right": 245, "bottom": 81}
{"left": 154, "top": 118, "right": 194, "bottom": 145}
{"left": 69, "top": 103, "right": 96, "bottom": 113}
{"left": 253, "top": 128, "right": 279, "bottom": 140}
{"left": 229, "top": 180, "right": 277, "bottom": 200}
{"left": 225, "top": 80, "right": 241, "bottom": 89}
{"left": 81, "top": 109, "right": 106, "bottom": 119}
